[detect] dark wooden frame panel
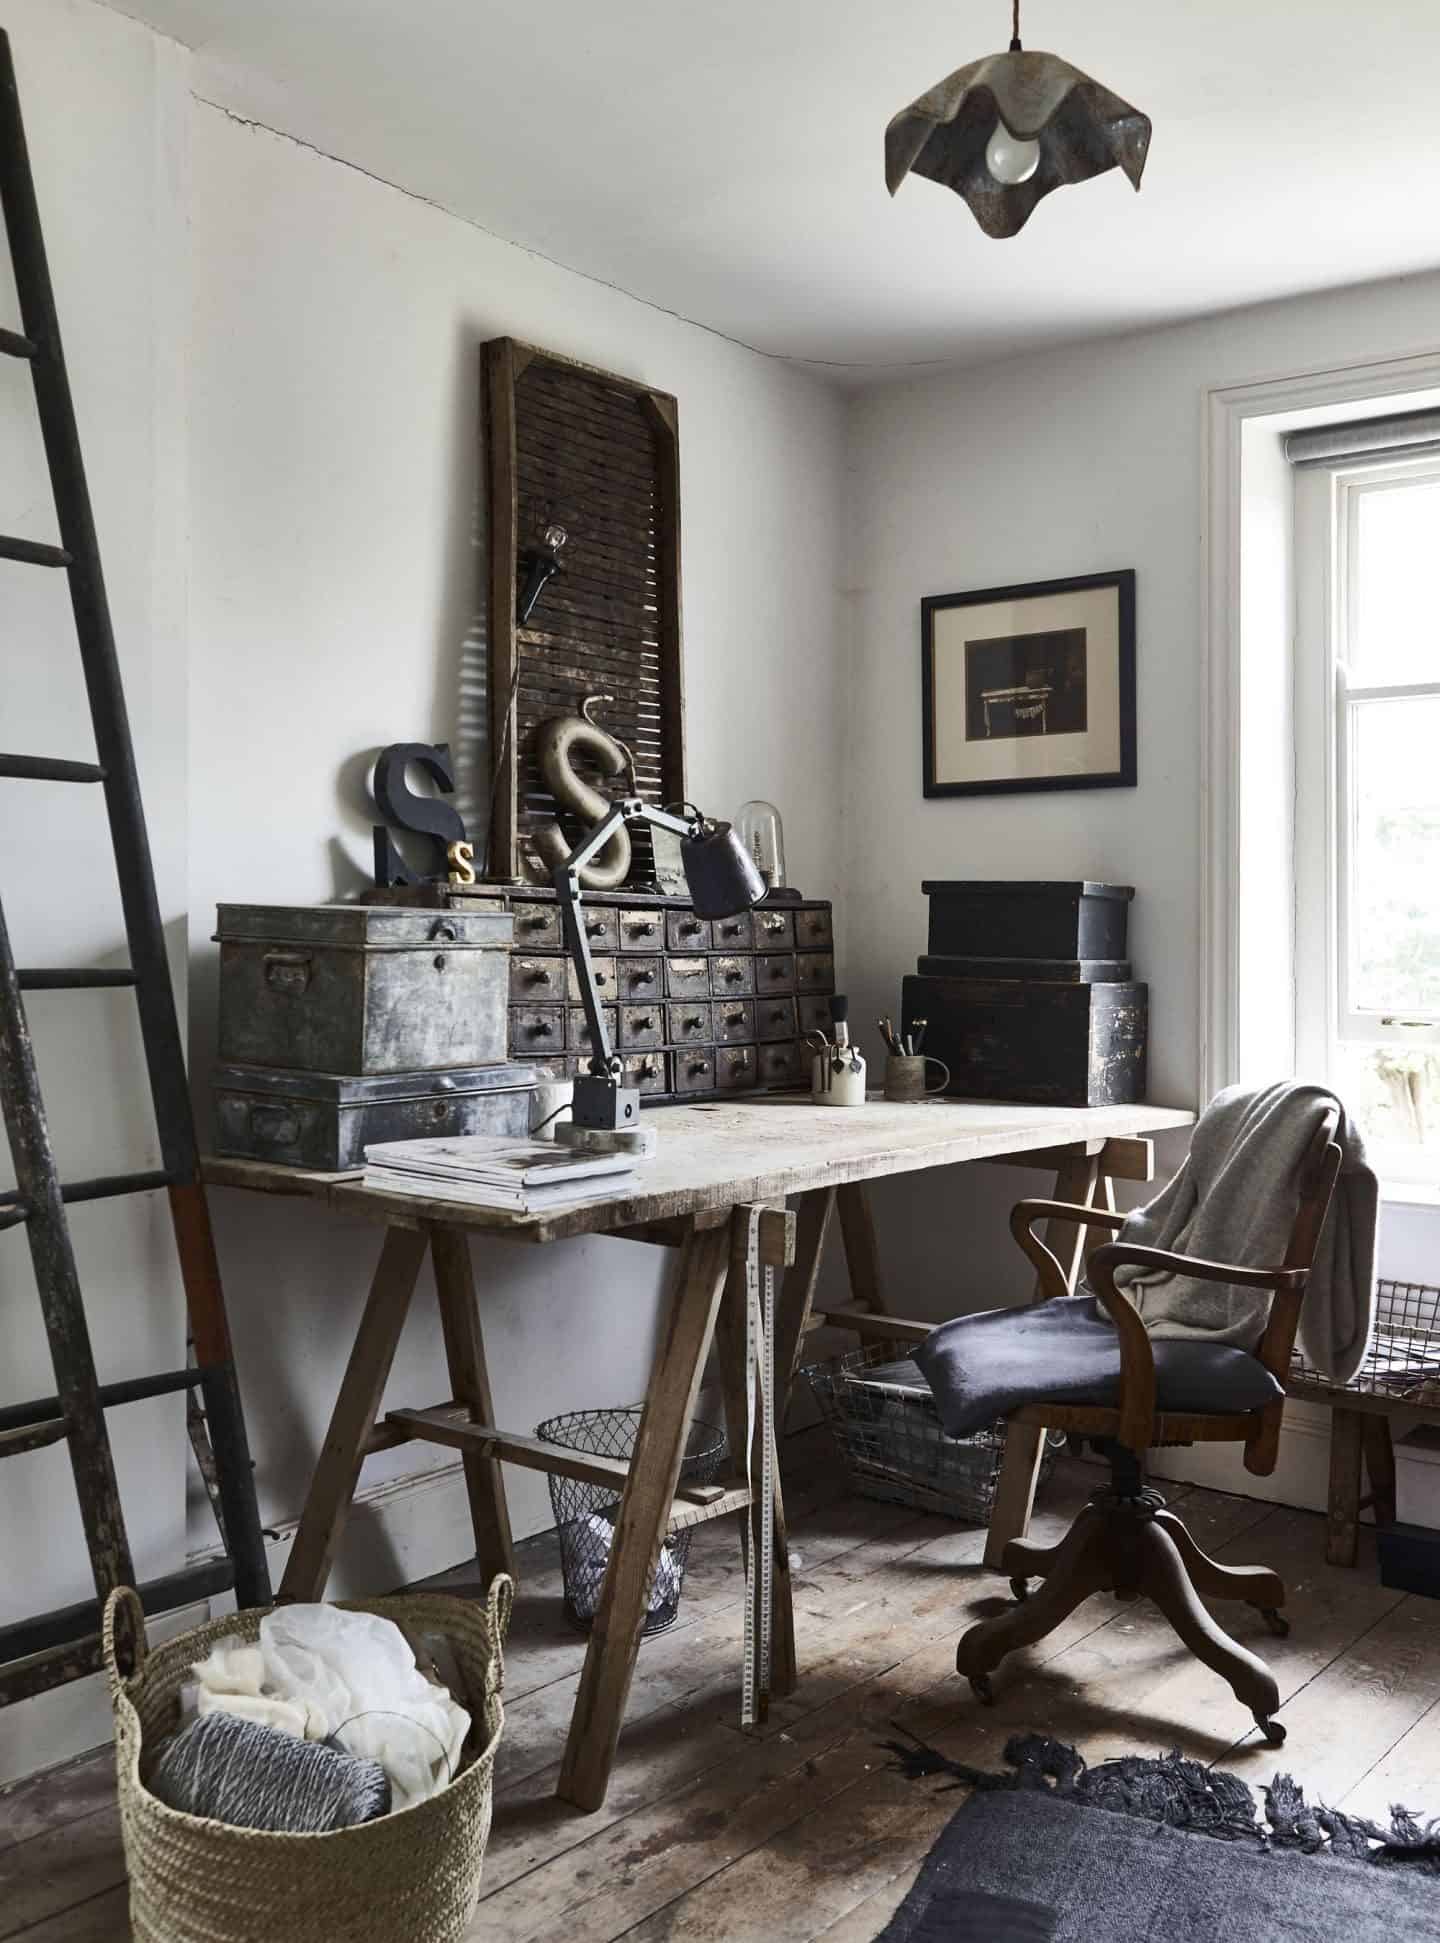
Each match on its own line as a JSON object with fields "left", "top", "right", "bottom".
{"left": 483, "top": 336, "right": 686, "bottom": 882}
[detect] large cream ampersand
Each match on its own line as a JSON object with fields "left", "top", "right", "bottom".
{"left": 528, "top": 697, "right": 633, "bottom": 889}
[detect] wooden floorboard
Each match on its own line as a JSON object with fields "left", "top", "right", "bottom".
{"left": 3, "top": 1431, "right": 1435, "bottom": 1942}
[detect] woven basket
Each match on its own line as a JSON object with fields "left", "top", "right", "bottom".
{"left": 103, "top": 1578, "right": 511, "bottom": 1943}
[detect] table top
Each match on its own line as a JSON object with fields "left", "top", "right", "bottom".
{"left": 203, "top": 1095, "right": 1193, "bottom": 1245}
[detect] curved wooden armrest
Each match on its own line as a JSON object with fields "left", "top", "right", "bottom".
{"left": 1088, "top": 1242, "right": 1304, "bottom": 1294}
{"left": 1086, "top": 1243, "right": 1305, "bottom": 1453}
{"left": 1010, "top": 1198, "right": 1126, "bottom": 1303}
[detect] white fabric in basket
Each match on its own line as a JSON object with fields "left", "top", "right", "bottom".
{"left": 189, "top": 1605, "right": 469, "bottom": 1810}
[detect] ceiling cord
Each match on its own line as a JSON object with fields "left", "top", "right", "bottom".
{"left": 1010, "top": 0, "right": 1022, "bottom": 51}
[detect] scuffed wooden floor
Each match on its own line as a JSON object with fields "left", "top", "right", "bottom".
{"left": 5, "top": 1430, "right": 1438, "bottom": 1941}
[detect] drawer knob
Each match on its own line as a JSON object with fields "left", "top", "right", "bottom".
{"left": 762, "top": 916, "right": 785, "bottom": 933}
{"left": 524, "top": 965, "right": 549, "bottom": 985}
{"left": 724, "top": 968, "right": 743, "bottom": 982}
{"left": 631, "top": 920, "right": 657, "bottom": 936}
{"left": 681, "top": 919, "right": 702, "bottom": 935}
{"left": 634, "top": 1015, "right": 654, "bottom": 1030}
{"left": 595, "top": 971, "right": 608, "bottom": 986}
{"left": 684, "top": 1014, "right": 702, "bottom": 1030}
{"left": 533, "top": 1021, "right": 553, "bottom": 1038}
{"left": 521, "top": 914, "right": 547, "bottom": 930}
{"left": 726, "top": 1010, "right": 744, "bottom": 1027}
{"left": 632, "top": 968, "right": 656, "bottom": 986}
{"left": 689, "top": 1059, "right": 709, "bottom": 1077}
{"left": 585, "top": 920, "right": 605, "bottom": 937}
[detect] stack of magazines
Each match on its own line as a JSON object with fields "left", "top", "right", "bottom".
{"left": 362, "top": 1135, "right": 635, "bottom": 1210}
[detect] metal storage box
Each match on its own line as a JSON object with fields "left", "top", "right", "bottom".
{"left": 213, "top": 1061, "right": 537, "bottom": 1171}
{"left": 923, "top": 881, "right": 1134, "bottom": 962}
{"left": 215, "top": 904, "right": 513, "bottom": 1074}
{"left": 903, "top": 972, "right": 1147, "bottom": 1107}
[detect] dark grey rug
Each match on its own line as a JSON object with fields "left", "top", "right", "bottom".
{"left": 879, "top": 1736, "right": 1440, "bottom": 1943}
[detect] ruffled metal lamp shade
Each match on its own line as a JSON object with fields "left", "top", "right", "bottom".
{"left": 886, "top": 48, "right": 1151, "bottom": 239}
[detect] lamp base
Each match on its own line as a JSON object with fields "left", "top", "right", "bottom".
{"left": 555, "top": 1121, "right": 659, "bottom": 1159}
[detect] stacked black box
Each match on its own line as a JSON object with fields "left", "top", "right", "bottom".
{"left": 901, "top": 881, "right": 1147, "bottom": 1108}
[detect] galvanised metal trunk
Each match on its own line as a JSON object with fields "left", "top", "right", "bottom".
{"left": 214, "top": 904, "right": 513, "bottom": 1075}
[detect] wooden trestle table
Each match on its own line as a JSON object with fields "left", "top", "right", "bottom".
{"left": 204, "top": 1095, "right": 1192, "bottom": 1811}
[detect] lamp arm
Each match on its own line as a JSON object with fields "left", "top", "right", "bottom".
{"left": 554, "top": 798, "right": 704, "bottom": 1077}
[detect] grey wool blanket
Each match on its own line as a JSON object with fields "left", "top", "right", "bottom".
{"left": 1110, "top": 1082, "right": 1377, "bottom": 1384}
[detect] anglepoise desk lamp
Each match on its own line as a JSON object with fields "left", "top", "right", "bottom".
{"left": 554, "top": 797, "right": 766, "bottom": 1154}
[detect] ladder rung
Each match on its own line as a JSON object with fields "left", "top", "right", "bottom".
{"left": 0, "top": 753, "right": 104, "bottom": 783}
{"left": 0, "top": 1635, "right": 105, "bottom": 1707}
{"left": 0, "top": 1168, "right": 172, "bottom": 1223}
{"left": 0, "top": 1202, "right": 29, "bottom": 1232}
{"left": 0, "top": 326, "right": 36, "bottom": 358}
{"left": 0, "top": 533, "right": 71, "bottom": 567}
{"left": 0, "top": 1366, "right": 202, "bottom": 1436}
{"left": 17, "top": 967, "right": 137, "bottom": 991}
{"left": 0, "top": 1558, "right": 237, "bottom": 1678}
{"left": 0, "top": 1416, "right": 66, "bottom": 1457}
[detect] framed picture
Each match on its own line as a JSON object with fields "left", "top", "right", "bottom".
{"left": 921, "top": 570, "right": 1136, "bottom": 797}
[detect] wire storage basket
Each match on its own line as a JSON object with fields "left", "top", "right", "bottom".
{"left": 535, "top": 1408, "right": 727, "bottom": 1637}
{"left": 1291, "top": 1277, "right": 1440, "bottom": 1404}
{"left": 804, "top": 1341, "right": 1059, "bottom": 1522}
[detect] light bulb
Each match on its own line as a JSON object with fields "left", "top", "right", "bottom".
{"left": 985, "top": 120, "right": 1040, "bottom": 186}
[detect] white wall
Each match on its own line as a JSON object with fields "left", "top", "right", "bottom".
{"left": 843, "top": 270, "right": 1440, "bottom": 1324}
{"left": 183, "top": 106, "right": 849, "bottom": 1548}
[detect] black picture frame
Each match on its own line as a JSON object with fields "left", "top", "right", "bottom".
{"left": 921, "top": 569, "right": 1137, "bottom": 798}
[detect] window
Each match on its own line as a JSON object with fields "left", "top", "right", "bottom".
{"left": 1295, "top": 457, "right": 1440, "bottom": 1186}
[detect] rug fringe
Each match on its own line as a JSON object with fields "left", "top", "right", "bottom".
{"left": 878, "top": 1731, "right": 1440, "bottom": 1873}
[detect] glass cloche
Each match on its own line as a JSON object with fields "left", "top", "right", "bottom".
{"left": 735, "top": 800, "right": 787, "bottom": 893}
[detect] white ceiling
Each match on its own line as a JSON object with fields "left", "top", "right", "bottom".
{"left": 109, "top": 0, "right": 1440, "bottom": 380}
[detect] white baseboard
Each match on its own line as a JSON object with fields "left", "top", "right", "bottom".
{"left": 1148, "top": 1398, "right": 1335, "bottom": 1511}
{"left": 1, "top": 1459, "right": 479, "bottom": 1790}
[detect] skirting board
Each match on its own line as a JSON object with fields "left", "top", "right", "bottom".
{"left": 1149, "top": 1396, "right": 1440, "bottom": 1524}
{"left": 1, "top": 1456, "right": 486, "bottom": 1790}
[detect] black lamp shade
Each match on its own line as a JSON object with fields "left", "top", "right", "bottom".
{"left": 680, "top": 821, "right": 767, "bottom": 920}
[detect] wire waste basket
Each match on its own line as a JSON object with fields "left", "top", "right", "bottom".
{"left": 804, "top": 1341, "right": 1060, "bottom": 1522}
{"left": 535, "top": 1408, "right": 727, "bottom": 1637}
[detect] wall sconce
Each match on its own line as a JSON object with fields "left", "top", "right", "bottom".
{"left": 885, "top": 0, "right": 1151, "bottom": 239}
{"left": 517, "top": 522, "right": 568, "bottom": 625}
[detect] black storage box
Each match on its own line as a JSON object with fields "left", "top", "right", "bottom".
{"left": 1377, "top": 1522, "right": 1440, "bottom": 1599}
{"left": 903, "top": 972, "right": 1147, "bottom": 1107}
{"left": 213, "top": 1061, "right": 537, "bottom": 1171}
{"left": 923, "top": 881, "right": 1134, "bottom": 962}
{"left": 917, "top": 954, "right": 1132, "bottom": 984}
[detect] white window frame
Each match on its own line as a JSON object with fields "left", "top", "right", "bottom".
{"left": 1294, "top": 457, "right": 1440, "bottom": 1184}
{"left": 1204, "top": 349, "right": 1440, "bottom": 1204}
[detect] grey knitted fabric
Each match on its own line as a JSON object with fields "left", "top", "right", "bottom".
{"left": 148, "top": 1710, "right": 391, "bottom": 1832}
{"left": 1109, "top": 1081, "right": 1377, "bottom": 1383}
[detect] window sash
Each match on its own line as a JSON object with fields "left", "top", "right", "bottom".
{"left": 1294, "top": 460, "right": 1440, "bottom": 1182}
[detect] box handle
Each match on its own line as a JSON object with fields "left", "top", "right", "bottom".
{"left": 263, "top": 950, "right": 312, "bottom": 996}
{"left": 429, "top": 918, "right": 460, "bottom": 943}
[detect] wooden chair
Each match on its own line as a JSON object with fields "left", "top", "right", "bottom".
{"left": 956, "top": 1108, "right": 1343, "bottom": 1746}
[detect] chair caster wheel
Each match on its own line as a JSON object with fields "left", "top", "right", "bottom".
{"left": 969, "top": 1674, "right": 994, "bottom": 1705}
{"left": 1009, "top": 1576, "right": 1030, "bottom": 1603}
{"left": 1260, "top": 1607, "right": 1290, "bottom": 1638}
{"left": 1256, "top": 1715, "right": 1286, "bottom": 1746}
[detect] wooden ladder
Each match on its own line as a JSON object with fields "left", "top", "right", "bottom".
{"left": 0, "top": 28, "right": 270, "bottom": 1705}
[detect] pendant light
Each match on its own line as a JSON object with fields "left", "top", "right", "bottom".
{"left": 885, "top": 0, "right": 1151, "bottom": 239}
